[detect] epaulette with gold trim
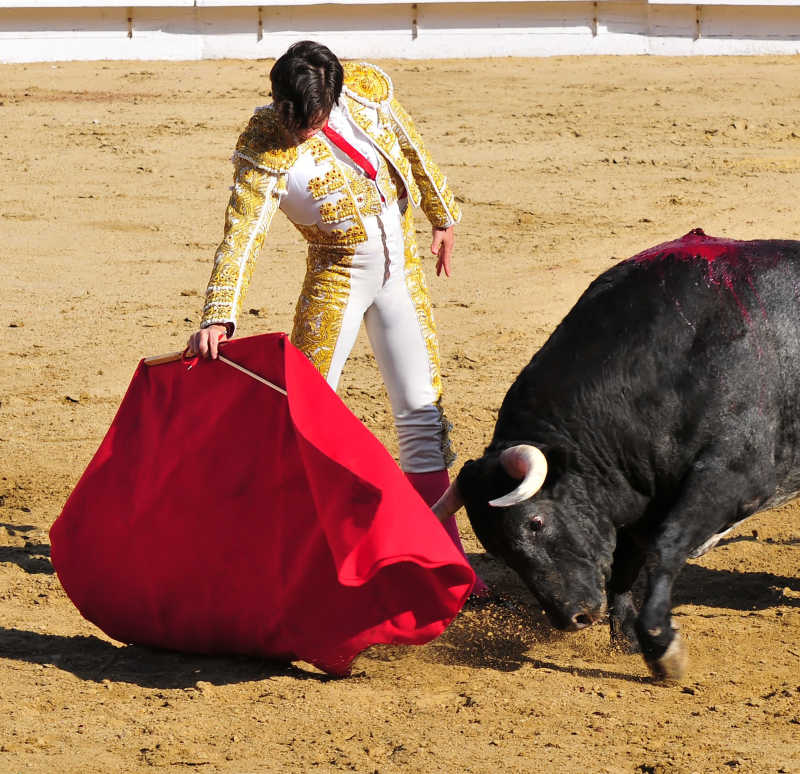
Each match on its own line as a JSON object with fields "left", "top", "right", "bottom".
{"left": 342, "top": 62, "right": 394, "bottom": 107}
{"left": 234, "top": 106, "right": 298, "bottom": 173}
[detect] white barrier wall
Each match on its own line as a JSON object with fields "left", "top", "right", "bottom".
{"left": 1, "top": 0, "right": 800, "bottom": 61}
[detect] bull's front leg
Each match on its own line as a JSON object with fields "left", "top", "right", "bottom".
{"left": 635, "top": 562, "right": 688, "bottom": 682}
{"left": 634, "top": 466, "right": 757, "bottom": 682}
{"left": 607, "top": 528, "right": 646, "bottom": 653}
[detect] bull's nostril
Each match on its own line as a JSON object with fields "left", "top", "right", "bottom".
{"left": 572, "top": 612, "right": 592, "bottom": 629}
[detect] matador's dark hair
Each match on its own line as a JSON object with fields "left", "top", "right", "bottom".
{"left": 270, "top": 41, "right": 343, "bottom": 132}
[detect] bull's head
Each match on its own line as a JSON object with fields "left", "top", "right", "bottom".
{"left": 435, "top": 444, "right": 614, "bottom": 631}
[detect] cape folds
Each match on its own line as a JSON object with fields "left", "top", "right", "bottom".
{"left": 50, "top": 333, "right": 474, "bottom": 675}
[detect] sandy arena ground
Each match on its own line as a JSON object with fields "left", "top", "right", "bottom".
{"left": 1, "top": 54, "right": 799, "bottom": 773}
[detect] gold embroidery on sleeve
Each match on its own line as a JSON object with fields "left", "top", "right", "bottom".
{"left": 201, "top": 163, "right": 282, "bottom": 329}
{"left": 389, "top": 98, "right": 462, "bottom": 228}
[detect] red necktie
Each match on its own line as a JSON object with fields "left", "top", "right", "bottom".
{"left": 322, "top": 123, "right": 378, "bottom": 181}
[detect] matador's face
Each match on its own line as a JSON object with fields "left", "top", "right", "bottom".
{"left": 294, "top": 113, "right": 330, "bottom": 142}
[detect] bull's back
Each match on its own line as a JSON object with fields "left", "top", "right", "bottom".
{"left": 494, "top": 231, "right": 800, "bottom": 491}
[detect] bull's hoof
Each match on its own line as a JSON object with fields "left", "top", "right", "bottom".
{"left": 611, "top": 632, "right": 642, "bottom": 655}
{"left": 609, "top": 619, "right": 641, "bottom": 654}
{"left": 645, "top": 633, "right": 688, "bottom": 683}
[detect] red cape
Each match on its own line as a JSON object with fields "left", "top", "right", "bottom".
{"left": 50, "top": 333, "right": 474, "bottom": 675}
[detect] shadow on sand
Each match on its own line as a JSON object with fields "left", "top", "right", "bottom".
{"left": 674, "top": 562, "right": 799, "bottom": 610}
{"left": 407, "top": 546, "right": 799, "bottom": 681}
{"left": 0, "top": 627, "right": 336, "bottom": 688}
{"left": 3, "top": 538, "right": 794, "bottom": 687}
{"left": 0, "top": 522, "right": 54, "bottom": 575}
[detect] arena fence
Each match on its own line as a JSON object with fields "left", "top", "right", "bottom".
{"left": 1, "top": 0, "right": 800, "bottom": 61}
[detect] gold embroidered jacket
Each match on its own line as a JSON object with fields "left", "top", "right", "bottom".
{"left": 201, "top": 61, "right": 462, "bottom": 332}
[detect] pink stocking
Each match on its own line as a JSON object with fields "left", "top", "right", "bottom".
{"left": 406, "top": 470, "right": 489, "bottom": 596}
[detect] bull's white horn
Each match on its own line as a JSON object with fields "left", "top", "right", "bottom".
{"left": 488, "top": 445, "right": 548, "bottom": 508}
{"left": 432, "top": 480, "right": 464, "bottom": 523}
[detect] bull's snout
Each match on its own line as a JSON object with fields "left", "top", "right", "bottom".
{"left": 566, "top": 605, "right": 606, "bottom": 631}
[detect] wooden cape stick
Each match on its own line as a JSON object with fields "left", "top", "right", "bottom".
{"left": 143, "top": 350, "right": 184, "bottom": 366}
{"left": 143, "top": 349, "right": 287, "bottom": 396}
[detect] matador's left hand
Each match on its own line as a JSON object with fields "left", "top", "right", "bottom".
{"left": 431, "top": 226, "right": 455, "bottom": 277}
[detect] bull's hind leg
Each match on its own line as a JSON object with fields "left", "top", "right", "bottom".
{"left": 635, "top": 463, "right": 763, "bottom": 682}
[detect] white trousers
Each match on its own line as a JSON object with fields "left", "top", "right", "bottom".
{"left": 292, "top": 203, "right": 451, "bottom": 473}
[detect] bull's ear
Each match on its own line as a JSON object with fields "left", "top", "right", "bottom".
{"left": 537, "top": 443, "right": 568, "bottom": 473}
{"left": 455, "top": 458, "right": 479, "bottom": 495}
{"left": 455, "top": 458, "right": 491, "bottom": 501}
{"left": 457, "top": 456, "right": 506, "bottom": 501}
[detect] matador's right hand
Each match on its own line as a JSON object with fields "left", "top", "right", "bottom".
{"left": 187, "top": 324, "right": 228, "bottom": 359}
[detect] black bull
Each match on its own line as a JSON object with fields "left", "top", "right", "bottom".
{"left": 435, "top": 229, "right": 800, "bottom": 682}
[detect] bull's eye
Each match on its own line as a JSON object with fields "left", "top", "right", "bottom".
{"left": 529, "top": 515, "right": 544, "bottom": 532}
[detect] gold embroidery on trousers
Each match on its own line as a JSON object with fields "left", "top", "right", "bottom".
{"left": 399, "top": 208, "right": 455, "bottom": 467}
{"left": 401, "top": 207, "right": 442, "bottom": 399}
{"left": 291, "top": 246, "right": 355, "bottom": 381}
{"left": 435, "top": 398, "right": 456, "bottom": 469}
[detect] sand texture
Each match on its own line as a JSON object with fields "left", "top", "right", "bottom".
{"left": 1, "top": 55, "right": 799, "bottom": 773}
